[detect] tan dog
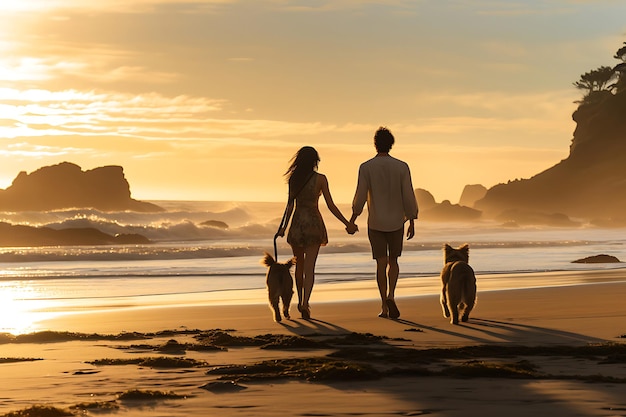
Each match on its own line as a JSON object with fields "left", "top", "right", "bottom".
{"left": 440, "top": 244, "right": 477, "bottom": 324}
{"left": 262, "top": 253, "right": 295, "bottom": 322}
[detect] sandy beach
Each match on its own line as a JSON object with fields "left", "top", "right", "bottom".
{"left": 2, "top": 269, "right": 626, "bottom": 417}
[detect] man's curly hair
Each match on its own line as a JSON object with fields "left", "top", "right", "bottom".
{"left": 374, "top": 127, "right": 394, "bottom": 153}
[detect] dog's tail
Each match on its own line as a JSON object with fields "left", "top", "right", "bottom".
{"left": 261, "top": 252, "right": 276, "bottom": 267}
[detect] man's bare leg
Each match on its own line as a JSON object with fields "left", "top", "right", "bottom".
{"left": 376, "top": 256, "right": 389, "bottom": 317}
{"left": 385, "top": 256, "right": 401, "bottom": 318}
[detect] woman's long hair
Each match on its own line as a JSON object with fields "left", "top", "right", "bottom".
{"left": 284, "top": 146, "right": 320, "bottom": 200}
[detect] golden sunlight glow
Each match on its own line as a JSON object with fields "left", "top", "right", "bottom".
{"left": 0, "top": 284, "right": 49, "bottom": 335}
{"left": 0, "top": 2, "right": 44, "bottom": 12}
{"left": 0, "top": 0, "right": 234, "bottom": 13}
{"left": 0, "top": 0, "right": 113, "bottom": 12}
{"left": 0, "top": 0, "right": 622, "bottom": 203}
{"left": 0, "top": 58, "right": 53, "bottom": 82}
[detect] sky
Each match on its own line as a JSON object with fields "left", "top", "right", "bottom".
{"left": 0, "top": 0, "right": 625, "bottom": 204}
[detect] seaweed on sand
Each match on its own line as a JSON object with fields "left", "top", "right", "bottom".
{"left": 0, "top": 331, "right": 149, "bottom": 344}
{"left": 69, "top": 401, "right": 119, "bottom": 411}
{"left": 208, "top": 357, "right": 381, "bottom": 382}
{"left": 324, "top": 332, "right": 392, "bottom": 345}
{"left": 439, "top": 359, "right": 540, "bottom": 379}
{"left": 114, "top": 338, "right": 225, "bottom": 353}
{"left": 192, "top": 330, "right": 330, "bottom": 349}
{"left": 0, "top": 357, "right": 42, "bottom": 364}
{"left": 329, "top": 341, "right": 626, "bottom": 364}
{"left": 88, "top": 356, "right": 207, "bottom": 368}
{"left": 117, "top": 389, "right": 185, "bottom": 401}
{"left": 200, "top": 381, "right": 248, "bottom": 393}
{"left": 260, "top": 334, "right": 330, "bottom": 349}
{"left": 193, "top": 330, "right": 264, "bottom": 347}
{"left": 1, "top": 405, "right": 73, "bottom": 417}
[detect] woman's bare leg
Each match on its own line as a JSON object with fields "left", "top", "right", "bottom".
{"left": 291, "top": 246, "right": 305, "bottom": 310}
{"left": 301, "top": 244, "right": 321, "bottom": 317}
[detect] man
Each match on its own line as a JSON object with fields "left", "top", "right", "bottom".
{"left": 349, "top": 127, "right": 418, "bottom": 319}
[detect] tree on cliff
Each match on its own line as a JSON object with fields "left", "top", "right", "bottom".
{"left": 474, "top": 40, "right": 626, "bottom": 223}
{"left": 573, "top": 66, "right": 616, "bottom": 104}
{"left": 613, "top": 41, "right": 626, "bottom": 93}
{"left": 574, "top": 42, "right": 626, "bottom": 104}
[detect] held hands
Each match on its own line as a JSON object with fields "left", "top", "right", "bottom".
{"left": 345, "top": 222, "right": 359, "bottom": 235}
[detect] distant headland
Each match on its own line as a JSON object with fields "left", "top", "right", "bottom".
{"left": 419, "top": 42, "right": 626, "bottom": 226}
{"left": 0, "top": 162, "right": 163, "bottom": 213}
{"left": 0, "top": 162, "right": 160, "bottom": 246}
{"left": 474, "top": 86, "right": 626, "bottom": 225}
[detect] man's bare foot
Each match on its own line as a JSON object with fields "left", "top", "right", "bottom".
{"left": 378, "top": 302, "right": 389, "bottom": 318}
{"left": 386, "top": 298, "right": 400, "bottom": 319}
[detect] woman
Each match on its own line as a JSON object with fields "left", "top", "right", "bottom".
{"left": 277, "top": 146, "right": 356, "bottom": 319}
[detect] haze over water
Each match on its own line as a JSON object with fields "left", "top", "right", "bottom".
{"left": 2, "top": 200, "right": 625, "bottom": 334}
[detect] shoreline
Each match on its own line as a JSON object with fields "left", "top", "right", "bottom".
{"left": 4, "top": 268, "right": 623, "bottom": 336}
{"left": 31, "top": 268, "right": 626, "bottom": 345}
{"left": 2, "top": 269, "right": 626, "bottom": 416}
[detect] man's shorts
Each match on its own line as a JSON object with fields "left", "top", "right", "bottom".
{"left": 368, "top": 227, "right": 404, "bottom": 259}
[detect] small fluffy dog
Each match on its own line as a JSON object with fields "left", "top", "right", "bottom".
{"left": 261, "top": 252, "right": 295, "bottom": 322}
{"left": 440, "top": 244, "right": 477, "bottom": 325}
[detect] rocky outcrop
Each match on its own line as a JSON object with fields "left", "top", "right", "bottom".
{"left": 475, "top": 90, "right": 626, "bottom": 222}
{"left": 0, "top": 222, "right": 151, "bottom": 247}
{"left": 0, "top": 162, "right": 163, "bottom": 212}
{"left": 414, "top": 188, "right": 437, "bottom": 210}
{"left": 415, "top": 188, "right": 482, "bottom": 222}
{"left": 572, "top": 254, "right": 621, "bottom": 264}
{"left": 459, "top": 184, "right": 487, "bottom": 208}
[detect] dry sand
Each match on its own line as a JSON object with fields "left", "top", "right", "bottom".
{"left": 1, "top": 269, "right": 626, "bottom": 416}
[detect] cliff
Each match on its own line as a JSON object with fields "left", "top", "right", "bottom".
{"left": 459, "top": 184, "right": 487, "bottom": 208}
{"left": 0, "top": 162, "right": 163, "bottom": 212}
{"left": 475, "top": 89, "right": 626, "bottom": 223}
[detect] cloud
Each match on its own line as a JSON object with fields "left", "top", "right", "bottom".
{"left": 0, "top": 142, "right": 89, "bottom": 158}
{"left": 413, "top": 89, "right": 579, "bottom": 118}
{"left": 0, "top": 58, "right": 66, "bottom": 82}
{"left": 0, "top": 88, "right": 339, "bottom": 144}
{"left": 0, "top": 0, "right": 236, "bottom": 13}
{"left": 0, "top": 53, "right": 179, "bottom": 86}
{"left": 0, "top": 88, "right": 220, "bottom": 138}
{"left": 0, "top": 85, "right": 578, "bottom": 156}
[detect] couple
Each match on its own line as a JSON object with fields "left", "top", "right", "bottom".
{"left": 276, "top": 127, "right": 419, "bottom": 320}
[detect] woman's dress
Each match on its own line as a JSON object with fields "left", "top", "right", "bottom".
{"left": 287, "top": 173, "right": 328, "bottom": 247}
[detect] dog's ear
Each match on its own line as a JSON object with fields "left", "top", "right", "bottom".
{"left": 285, "top": 257, "right": 297, "bottom": 269}
{"left": 261, "top": 252, "right": 276, "bottom": 267}
{"left": 443, "top": 244, "right": 453, "bottom": 263}
{"left": 460, "top": 244, "right": 469, "bottom": 260}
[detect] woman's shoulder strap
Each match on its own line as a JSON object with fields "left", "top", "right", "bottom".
{"left": 289, "top": 171, "right": 315, "bottom": 202}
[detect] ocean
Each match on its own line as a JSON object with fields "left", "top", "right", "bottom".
{"left": 1, "top": 200, "right": 625, "bottom": 333}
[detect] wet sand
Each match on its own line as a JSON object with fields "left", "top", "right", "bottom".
{"left": 1, "top": 269, "right": 626, "bottom": 416}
